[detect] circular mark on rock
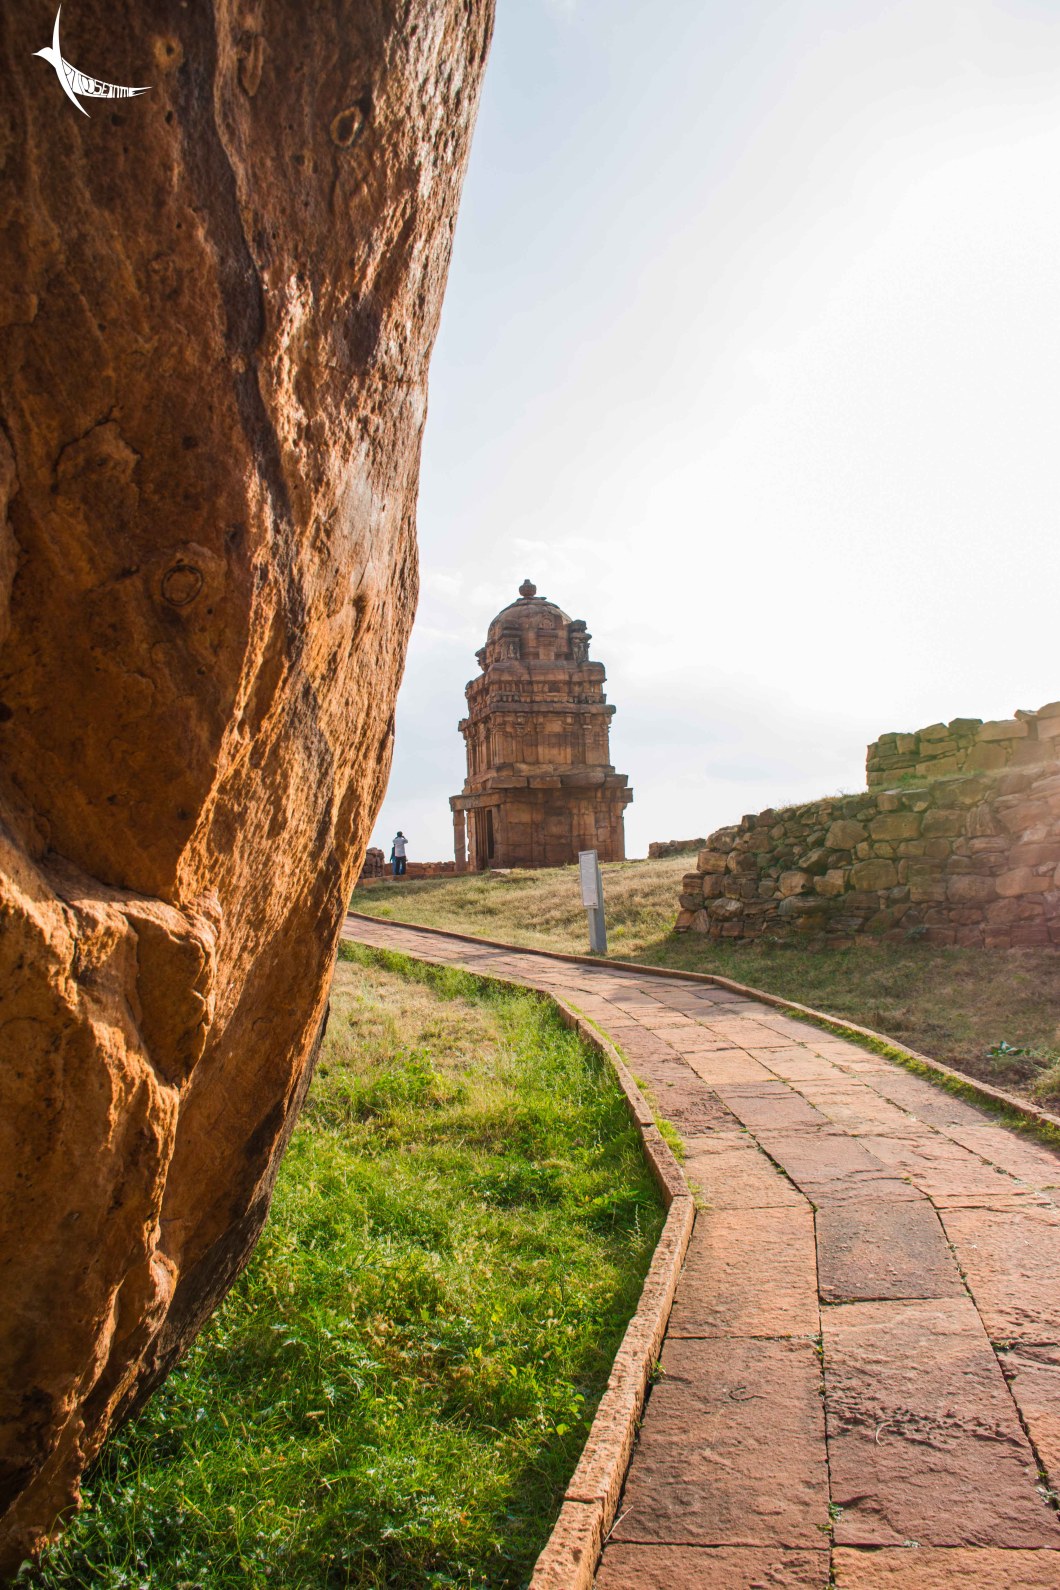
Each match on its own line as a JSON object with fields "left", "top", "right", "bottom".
{"left": 329, "top": 98, "right": 369, "bottom": 149}
{"left": 161, "top": 561, "right": 204, "bottom": 607}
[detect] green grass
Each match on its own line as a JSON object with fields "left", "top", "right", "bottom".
{"left": 22, "top": 946, "right": 662, "bottom": 1590}
{"left": 350, "top": 859, "right": 1060, "bottom": 1106}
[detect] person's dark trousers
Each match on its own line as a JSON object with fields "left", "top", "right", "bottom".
{"left": 393, "top": 857, "right": 406, "bottom": 876}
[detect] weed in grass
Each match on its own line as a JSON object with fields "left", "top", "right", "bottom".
{"left": 22, "top": 947, "right": 662, "bottom": 1590}
{"left": 1031, "top": 1060, "right": 1060, "bottom": 1105}
{"left": 981, "top": 1041, "right": 1060, "bottom": 1105}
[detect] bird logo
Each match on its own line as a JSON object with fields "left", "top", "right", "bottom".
{"left": 33, "top": 6, "right": 150, "bottom": 116}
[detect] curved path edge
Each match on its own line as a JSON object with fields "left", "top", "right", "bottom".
{"left": 342, "top": 916, "right": 695, "bottom": 1590}
{"left": 346, "top": 912, "right": 1060, "bottom": 1142}
{"left": 344, "top": 913, "right": 1060, "bottom": 1589}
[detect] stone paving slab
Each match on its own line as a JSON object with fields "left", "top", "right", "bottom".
{"left": 938, "top": 1205, "right": 1060, "bottom": 1341}
{"left": 935, "top": 1123, "right": 1060, "bottom": 1188}
{"left": 667, "top": 1206, "right": 819, "bottom": 1338}
{"left": 867, "top": 1073, "right": 1018, "bottom": 1129}
{"left": 795, "top": 1081, "right": 929, "bottom": 1137}
{"left": 703, "top": 1022, "right": 800, "bottom": 1049}
{"left": 997, "top": 1343, "right": 1060, "bottom": 1485}
{"left": 748, "top": 1127, "right": 925, "bottom": 1198}
{"left": 823, "top": 1298, "right": 1060, "bottom": 1548}
{"left": 681, "top": 1138, "right": 807, "bottom": 1210}
{"left": 596, "top": 1543, "right": 831, "bottom": 1588}
{"left": 637, "top": 1083, "right": 737, "bottom": 1137}
{"left": 832, "top": 1546, "right": 1060, "bottom": 1588}
{"left": 684, "top": 1049, "right": 777, "bottom": 1085}
{"left": 341, "top": 918, "right": 1060, "bottom": 1587}
{"left": 856, "top": 1133, "right": 1034, "bottom": 1200}
{"left": 816, "top": 1199, "right": 965, "bottom": 1303}
{"left": 930, "top": 1189, "right": 1056, "bottom": 1212}
{"left": 712, "top": 1085, "right": 834, "bottom": 1132}
{"left": 608, "top": 1337, "right": 829, "bottom": 1547}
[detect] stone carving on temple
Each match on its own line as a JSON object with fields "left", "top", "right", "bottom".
{"left": 450, "top": 581, "right": 632, "bottom": 870}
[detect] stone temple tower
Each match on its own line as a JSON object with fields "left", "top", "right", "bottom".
{"left": 450, "top": 580, "right": 633, "bottom": 871}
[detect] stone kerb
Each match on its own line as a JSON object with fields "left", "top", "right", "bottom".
{"left": 866, "top": 700, "right": 1060, "bottom": 789}
{"left": 676, "top": 764, "right": 1060, "bottom": 949}
{"left": 342, "top": 933, "right": 694, "bottom": 1590}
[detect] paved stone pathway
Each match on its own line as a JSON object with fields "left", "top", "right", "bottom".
{"left": 343, "top": 917, "right": 1060, "bottom": 1588}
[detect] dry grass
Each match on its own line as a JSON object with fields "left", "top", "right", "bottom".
{"left": 352, "top": 856, "right": 691, "bottom": 959}
{"left": 351, "top": 859, "right": 1060, "bottom": 1105}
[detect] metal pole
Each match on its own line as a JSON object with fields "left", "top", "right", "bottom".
{"left": 578, "top": 849, "right": 607, "bottom": 955}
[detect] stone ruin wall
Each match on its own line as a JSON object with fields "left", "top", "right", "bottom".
{"left": 356, "top": 850, "right": 456, "bottom": 884}
{"left": 648, "top": 838, "right": 706, "bottom": 859}
{"left": 358, "top": 847, "right": 387, "bottom": 881}
{"left": 677, "top": 701, "right": 1060, "bottom": 949}
{"left": 867, "top": 702, "right": 1060, "bottom": 788}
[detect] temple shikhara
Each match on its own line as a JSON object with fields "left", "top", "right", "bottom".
{"left": 450, "top": 581, "right": 633, "bottom": 871}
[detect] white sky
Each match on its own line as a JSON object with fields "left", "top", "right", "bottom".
{"left": 370, "top": 0, "right": 1060, "bottom": 862}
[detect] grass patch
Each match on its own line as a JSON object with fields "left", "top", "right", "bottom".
{"left": 23, "top": 946, "right": 662, "bottom": 1590}
{"left": 351, "top": 860, "right": 1060, "bottom": 1106}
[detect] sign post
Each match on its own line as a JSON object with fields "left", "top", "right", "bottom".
{"left": 578, "top": 849, "right": 607, "bottom": 955}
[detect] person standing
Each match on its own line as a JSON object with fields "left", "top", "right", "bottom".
{"left": 390, "top": 830, "right": 408, "bottom": 877}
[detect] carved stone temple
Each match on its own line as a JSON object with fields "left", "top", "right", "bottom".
{"left": 450, "top": 580, "right": 633, "bottom": 871}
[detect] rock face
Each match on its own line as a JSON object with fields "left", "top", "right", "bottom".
{"left": 0, "top": 0, "right": 493, "bottom": 1569}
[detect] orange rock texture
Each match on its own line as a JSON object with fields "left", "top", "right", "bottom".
{"left": 0, "top": 0, "right": 493, "bottom": 1569}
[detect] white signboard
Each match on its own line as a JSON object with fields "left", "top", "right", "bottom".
{"left": 579, "top": 850, "right": 599, "bottom": 908}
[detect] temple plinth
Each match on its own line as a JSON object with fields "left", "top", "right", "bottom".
{"left": 449, "top": 581, "right": 633, "bottom": 871}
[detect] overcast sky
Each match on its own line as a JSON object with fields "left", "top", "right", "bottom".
{"left": 370, "top": 0, "right": 1060, "bottom": 863}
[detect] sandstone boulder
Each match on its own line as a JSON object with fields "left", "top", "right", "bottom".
{"left": 778, "top": 869, "right": 813, "bottom": 897}
{"left": 849, "top": 859, "right": 898, "bottom": 892}
{"left": 868, "top": 813, "right": 921, "bottom": 842}
{"left": 825, "top": 819, "right": 867, "bottom": 849}
{"left": 0, "top": 0, "right": 493, "bottom": 1568}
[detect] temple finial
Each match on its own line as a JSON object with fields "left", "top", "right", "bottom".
{"left": 518, "top": 578, "right": 536, "bottom": 599}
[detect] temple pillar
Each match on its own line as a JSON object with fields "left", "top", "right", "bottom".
{"left": 452, "top": 807, "right": 467, "bottom": 873}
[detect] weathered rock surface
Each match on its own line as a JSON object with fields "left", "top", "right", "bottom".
{"left": 0, "top": 0, "right": 493, "bottom": 1569}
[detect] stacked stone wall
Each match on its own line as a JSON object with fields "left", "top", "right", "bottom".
{"left": 676, "top": 764, "right": 1060, "bottom": 949}
{"left": 357, "top": 853, "right": 456, "bottom": 884}
{"left": 358, "top": 847, "right": 386, "bottom": 882}
{"left": 648, "top": 838, "right": 707, "bottom": 859}
{"left": 867, "top": 701, "right": 1060, "bottom": 788}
